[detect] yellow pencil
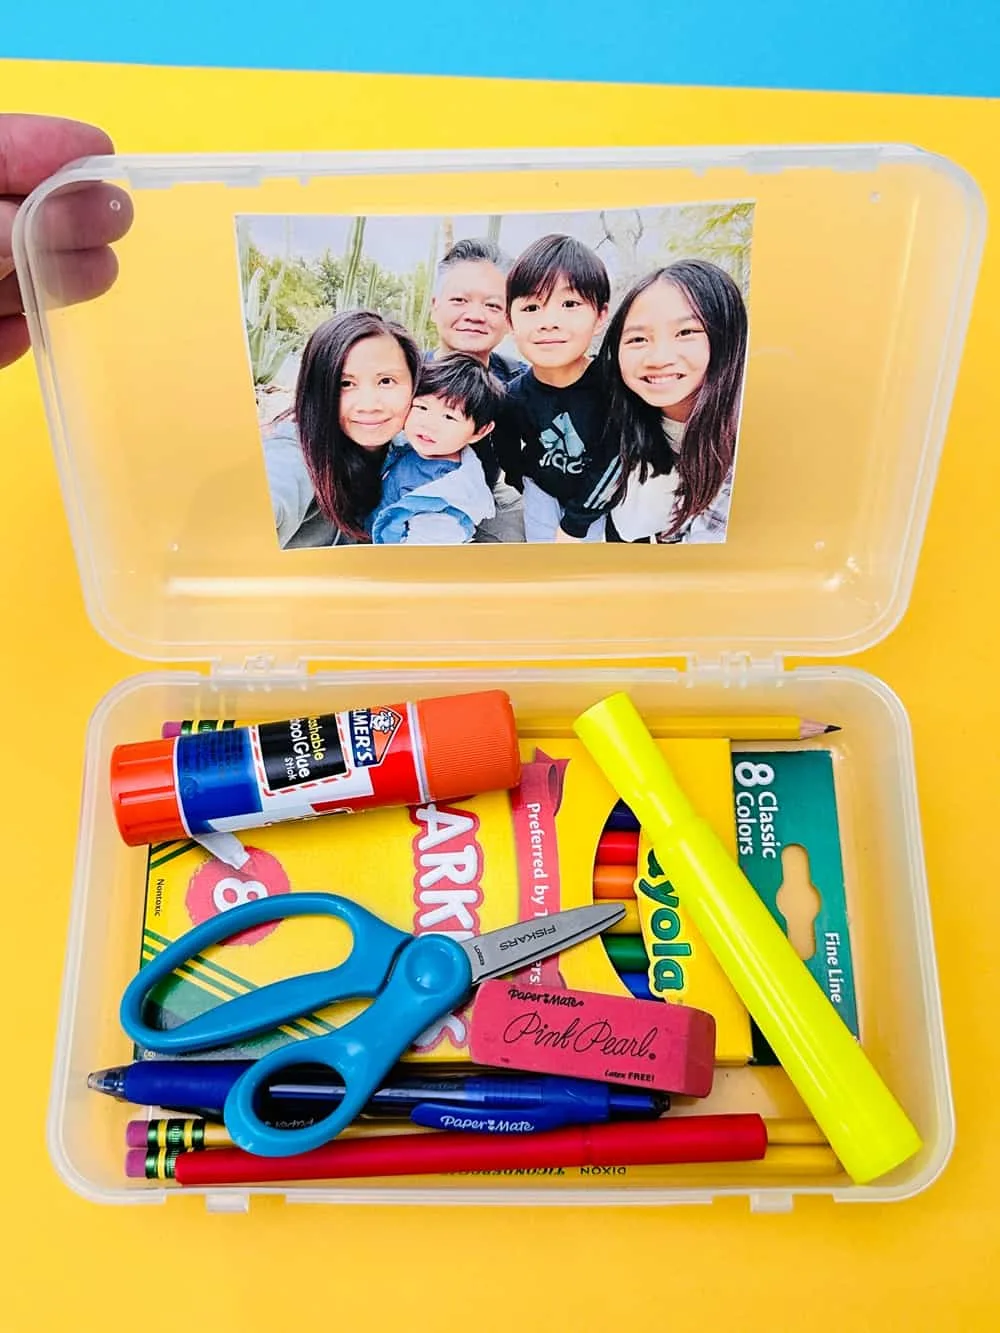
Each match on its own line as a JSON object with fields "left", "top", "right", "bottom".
{"left": 764, "top": 1117, "right": 828, "bottom": 1146}
{"left": 668, "top": 1144, "right": 843, "bottom": 1179}
{"left": 518, "top": 713, "right": 839, "bottom": 740}
{"left": 162, "top": 714, "right": 839, "bottom": 743}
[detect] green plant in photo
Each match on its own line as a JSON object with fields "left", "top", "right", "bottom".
{"left": 402, "top": 222, "right": 440, "bottom": 348}
{"left": 658, "top": 202, "right": 755, "bottom": 293}
{"left": 340, "top": 215, "right": 367, "bottom": 310}
{"left": 240, "top": 236, "right": 303, "bottom": 388}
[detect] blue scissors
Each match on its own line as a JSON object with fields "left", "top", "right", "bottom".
{"left": 119, "top": 892, "right": 624, "bottom": 1158}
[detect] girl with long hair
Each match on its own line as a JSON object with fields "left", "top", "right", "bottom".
{"left": 264, "top": 310, "right": 421, "bottom": 547}
{"left": 594, "top": 259, "right": 748, "bottom": 543}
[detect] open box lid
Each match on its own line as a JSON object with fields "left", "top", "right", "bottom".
{"left": 13, "top": 144, "right": 984, "bottom": 667}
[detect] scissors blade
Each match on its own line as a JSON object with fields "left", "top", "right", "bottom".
{"left": 461, "top": 903, "right": 626, "bottom": 984}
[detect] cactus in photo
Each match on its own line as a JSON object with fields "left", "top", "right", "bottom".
{"left": 341, "top": 216, "right": 366, "bottom": 310}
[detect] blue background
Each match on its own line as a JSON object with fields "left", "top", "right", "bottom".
{"left": 3, "top": 1, "right": 999, "bottom": 98}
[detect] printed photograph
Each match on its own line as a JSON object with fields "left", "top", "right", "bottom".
{"left": 236, "top": 200, "right": 754, "bottom": 547}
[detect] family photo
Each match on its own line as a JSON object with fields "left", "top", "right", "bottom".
{"left": 236, "top": 200, "right": 754, "bottom": 548}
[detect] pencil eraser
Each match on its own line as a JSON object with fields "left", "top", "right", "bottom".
{"left": 469, "top": 981, "right": 716, "bottom": 1097}
{"left": 124, "top": 1148, "right": 148, "bottom": 1179}
{"left": 125, "top": 1121, "right": 148, "bottom": 1149}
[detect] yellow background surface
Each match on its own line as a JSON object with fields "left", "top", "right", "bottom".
{"left": 2, "top": 59, "right": 999, "bottom": 1331}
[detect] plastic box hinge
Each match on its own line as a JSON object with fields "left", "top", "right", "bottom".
{"left": 750, "top": 1191, "right": 794, "bottom": 1214}
{"left": 685, "top": 652, "right": 785, "bottom": 685}
{"left": 210, "top": 654, "right": 309, "bottom": 680}
{"left": 204, "top": 1191, "right": 250, "bottom": 1214}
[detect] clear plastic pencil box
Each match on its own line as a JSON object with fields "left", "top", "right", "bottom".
{"left": 13, "top": 142, "right": 984, "bottom": 1212}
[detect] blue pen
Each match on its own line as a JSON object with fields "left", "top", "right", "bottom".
{"left": 89, "top": 1062, "right": 667, "bottom": 1130}
{"left": 378, "top": 1074, "right": 666, "bottom": 1132}
{"left": 407, "top": 1075, "right": 665, "bottom": 1133}
{"left": 412, "top": 1106, "right": 587, "bottom": 1133}
{"left": 88, "top": 1060, "right": 256, "bottom": 1117}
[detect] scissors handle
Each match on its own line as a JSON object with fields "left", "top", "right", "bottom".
{"left": 224, "top": 932, "right": 474, "bottom": 1156}
{"left": 119, "top": 893, "right": 411, "bottom": 1054}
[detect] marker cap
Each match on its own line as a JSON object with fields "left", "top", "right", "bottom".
{"left": 415, "top": 690, "right": 521, "bottom": 801}
{"left": 110, "top": 738, "right": 185, "bottom": 846}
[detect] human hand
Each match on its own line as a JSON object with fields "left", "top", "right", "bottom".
{"left": 1, "top": 113, "right": 133, "bottom": 369}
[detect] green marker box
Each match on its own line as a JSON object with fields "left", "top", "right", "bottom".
{"left": 732, "top": 749, "right": 858, "bottom": 1063}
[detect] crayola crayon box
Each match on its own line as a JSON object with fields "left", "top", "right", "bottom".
{"left": 135, "top": 731, "right": 739, "bottom": 1065}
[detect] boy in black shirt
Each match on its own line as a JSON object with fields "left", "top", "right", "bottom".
{"left": 495, "top": 234, "right": 617, "bottom": 541}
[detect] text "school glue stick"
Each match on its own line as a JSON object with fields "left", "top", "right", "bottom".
{"left": 109, "top": 690, "right": 522, "bottom": 850}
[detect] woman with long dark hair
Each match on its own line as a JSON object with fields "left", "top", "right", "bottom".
{"left": 595, "top": 259, "right": 748, "bottom": 543}
{"left": 264, "top": 310, "right": 421, "bottom": 546}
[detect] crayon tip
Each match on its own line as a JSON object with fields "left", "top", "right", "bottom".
{"left": 124, "top": 1148, "right": 148, "bottom": 1179}
{"left": 125, "top": 1121, "right": 149, "bottom": 1149}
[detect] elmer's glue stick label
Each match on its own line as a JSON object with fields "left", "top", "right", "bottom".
{"left": 110, "top": 690, "right": 521, "bottom": 846}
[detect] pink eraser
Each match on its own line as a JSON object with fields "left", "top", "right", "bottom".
{"left": 124, "top": 1148, "right": 148, "bottom": 1179}
{"left": 469, "top": 981, "right": 716, "bottom": 1097}
{"left": 126, "top": 1121, "right": 149, "bottom": 1149}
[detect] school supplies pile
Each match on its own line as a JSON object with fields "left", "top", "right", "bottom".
{"left": 128, "top": 705, "right": 738, "bottom": 1064}
{"left": 90, "top": 686, "right": 920, "bottom": 1190}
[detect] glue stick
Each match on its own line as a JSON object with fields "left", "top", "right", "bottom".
{"left": 110, "top": 689, "right": 521, "bottom": 848}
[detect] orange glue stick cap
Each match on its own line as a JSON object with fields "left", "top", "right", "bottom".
{"left": 415, "top": 690, "right": 521, "bottom": 801}
{"left": 110, "top": 737, "right": 185, "bottom": 846}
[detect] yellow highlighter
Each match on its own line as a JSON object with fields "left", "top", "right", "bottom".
{"left": 573, "top": 691, "right": 922, "bottom": 1186}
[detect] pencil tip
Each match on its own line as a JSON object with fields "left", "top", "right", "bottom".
{"left": 800, "top": 719, "right": 838, "bottom": 738}
{"left": 823, "top": 724, "right": 841, "bottom": 734}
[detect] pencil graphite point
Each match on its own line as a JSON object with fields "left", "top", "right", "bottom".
{"left": 800, "top": 719, "right": 841, "bottom": 738}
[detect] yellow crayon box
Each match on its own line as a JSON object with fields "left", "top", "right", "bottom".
{"left": 137, "top": 732, "right": 735, "bottom": 1064}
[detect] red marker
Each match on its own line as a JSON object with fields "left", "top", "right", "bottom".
{"left": 163, "top": 1114, "right": 768, "bottom": 1185}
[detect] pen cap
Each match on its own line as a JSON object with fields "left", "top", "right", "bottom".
{"left": 109, "top": 738, "right": 185, "bottom": 846}
{"left": 415, "top": 690, "right": 521, "bottom": 801}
